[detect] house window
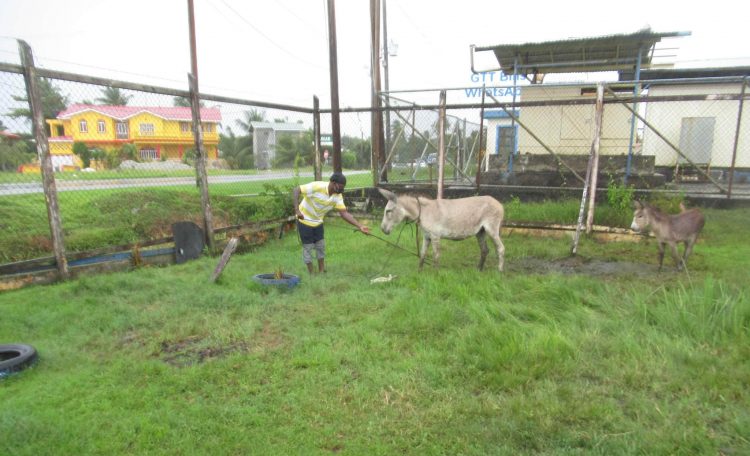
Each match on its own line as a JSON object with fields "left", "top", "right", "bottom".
{"left": 79, "top": 120, "right": 88, "bottom": 133}
{"left": 139, "top": 123, "right": 155, "bottom": 136}
{"left": 202, "top": 123, "right": 213, "bottom": 133}
{"left": 180, "top": 122, "right": 191, "bottom": 133}
{"left": 116, "top": 122, "right": 128, "bottom": 139}
{"left": 139, "top": 148, "right": 157, "bottom": 161}
{"left": 97, "top": 120, "right": 106, "bottom": 133}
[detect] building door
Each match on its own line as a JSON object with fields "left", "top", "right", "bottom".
{"left": 678, "top": 117, "right": 715, "bottom": 165}
{"left": 496, "top": 125, "right": 517, "bottom": 167}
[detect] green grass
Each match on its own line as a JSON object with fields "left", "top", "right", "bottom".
{"left": 1, "top": 207, "right": 749, "bottom": 454}
{"left": 0, "top": 169, "right": 377, "bottom": 262}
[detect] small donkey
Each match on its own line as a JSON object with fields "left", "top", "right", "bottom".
{"left": 630, "top": 200, "right": 705, "bottom": 271}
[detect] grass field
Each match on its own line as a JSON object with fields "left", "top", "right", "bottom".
{"left": 1, "top": 205, "right": 748, "bottom": 455}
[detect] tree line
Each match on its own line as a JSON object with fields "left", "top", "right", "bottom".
{"left": 1, "top": 78, "right": 375, "bottom": 171}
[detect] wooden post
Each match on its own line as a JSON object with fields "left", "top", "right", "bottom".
{"left": 313, "top": 96, "right": 322, "bottom": 181}
{"left": 188, "top": 73, "right": 215, "bottom": 253}
{"left": 586, "top": 84, "right": 605, "bottom": 234}
{"left": 327, "top": 0, "right": 343, "bottom": 173}
{"left": 210, "top": 237, "right": 239, "bottom": 283}
{"left": 18, "top": 40, "right": 69, "bottom": 280}
{"left": 437, "top": 90, "right": 446, "bottom": 199}
{"left": 186, "top": 0, "right": 214, "bottom": 253}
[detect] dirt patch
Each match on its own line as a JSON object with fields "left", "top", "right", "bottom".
{"left": 156, "top": 322, "right": 285, "bottom": 367}
{"left": 158, "top": 336, "right": 249, "bottom": 367}
{"left": 509, "top": 256, "right": 656, "bottom": 276}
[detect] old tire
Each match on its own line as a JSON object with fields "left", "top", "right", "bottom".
{"left": 252, "top": 273, "right": 300, "bottom": 289}
{"left": 0, "top": 344, "right": 38, "bottom": 377}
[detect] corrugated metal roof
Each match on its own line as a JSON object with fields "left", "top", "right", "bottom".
{"left": 475, "top": 29, "right": 689, "bottom": 75}
{"left": 619, "top": 66, "right": 750, "bottom": 81}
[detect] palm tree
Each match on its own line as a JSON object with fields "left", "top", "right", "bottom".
{"left": 7, "top": 78, "right": 69, "bottom": 135}
{"left": 173, "top": 96, "right": 205, "bottom": 108}
{"left": 235, "top": 109, "right": 266, "bottom": 135}
{"left": 96, "top": 87, "right": 132, "bottom": 105}
{"left": 218, "top": 126, "right": 253, "bottom": 169}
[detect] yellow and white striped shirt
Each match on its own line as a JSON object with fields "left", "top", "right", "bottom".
{"left": 297, "top": 181, "right": 346, "bottom": 227}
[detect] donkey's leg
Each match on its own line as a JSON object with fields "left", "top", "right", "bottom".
{"left": 667, "top": 242, "right": 682, "bottom": 270}
{"left": 419, "top": 236, "right": 431, "bottom": 271}
{"left": 657, "top": 242, "right": 666, "bottom": 271}
{"left": 487, "top": 229, "right": 505, "bottom": 272}
{"left": 431, "top": 237, "right": 441, "bottom": 269}
{"left": 476, "top": 231, "right": 489, "bottom": 270}
{"left": 681, "top": 237, "right": 697, "bottom": 270}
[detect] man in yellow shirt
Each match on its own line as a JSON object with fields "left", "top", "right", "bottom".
{"left": 292, "top": 173, "right": 370, "bottom": 274}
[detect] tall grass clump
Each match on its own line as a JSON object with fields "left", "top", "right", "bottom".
{"left": 635, "top": 277, "right": 749, "bottom": 346}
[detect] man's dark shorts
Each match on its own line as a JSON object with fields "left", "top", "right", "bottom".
{"left": 297, "top": 221, "right": 324, "bottom": 244}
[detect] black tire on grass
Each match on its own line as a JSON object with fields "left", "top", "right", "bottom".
{"left": 0, "top": 344, "right": 38, "bottom": 377}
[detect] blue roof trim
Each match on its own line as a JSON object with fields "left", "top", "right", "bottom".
{"left": 483, "top": 110, "right": 520, "bottom": 119}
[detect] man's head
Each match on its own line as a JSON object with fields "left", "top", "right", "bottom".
{"left": 329, "top": 172, "right": 347, "bottom": 194}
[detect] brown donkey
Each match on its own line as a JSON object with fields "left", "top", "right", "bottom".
{"left": 630, "top": 201, "right": 705, "bottom": 271}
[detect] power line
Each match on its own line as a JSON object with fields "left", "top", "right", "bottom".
{"left": 215, "top": 0, "right": 326, "bottom": 71}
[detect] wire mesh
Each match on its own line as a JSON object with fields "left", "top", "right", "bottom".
{"left": 1, "top": 58, "right": 748, "bottom": 265}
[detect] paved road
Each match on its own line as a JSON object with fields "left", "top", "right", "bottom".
{"left": 0, "top": 170, "right": 370, "bottom": 196}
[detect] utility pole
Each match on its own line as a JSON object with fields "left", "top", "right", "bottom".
{"left": 326, "top": 0, "right": 343, "bottom": 172}
{"left": 370, "top": 0, "right": 385, "bottom": 184}
{"left": 382, "top": 0, "right": 391, "bottom": 165}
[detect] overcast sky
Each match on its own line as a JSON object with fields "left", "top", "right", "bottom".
{"left": 1, "top": 0, "right": 748, "bottom": 110}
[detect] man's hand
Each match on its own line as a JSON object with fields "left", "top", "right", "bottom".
{"left": 359, "top": 225, "right": 371, "bottom": 235}
{"left": 296, "top": 209, "right": 304, "bottom": 220}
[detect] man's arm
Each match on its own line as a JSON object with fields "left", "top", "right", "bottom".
{"left": 292, "top": 186, "right": 304, "bottom": 220}
{"left": 338, "top": 209, "right": 371, "bottom": 235}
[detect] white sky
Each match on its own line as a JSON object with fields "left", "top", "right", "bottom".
{"left": 1, "top": 0, "right": 748, "bottom": 110}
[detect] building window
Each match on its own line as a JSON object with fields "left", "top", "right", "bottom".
{"left": 97, "top": 120, "right": 106, "bottom": 133}
{"left": 116, "top": 122, "right": 128, "bottom": 139}
{"left": 139, "top": 123, "right": 155, "bottom": 136}
{"left": 79, "top": 120, "right": 88, "bottom": 133}
{"left": 139, "top": 148, "right": 157, "bottom": 161}
{"left": 180, "top": 122, "right": 190, "bottom": 133}
{"left": 202, "top": 123, "right": 213, "bottom": 133}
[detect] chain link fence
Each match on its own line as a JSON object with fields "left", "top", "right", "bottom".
{"left": 373, "top": 80, "right": 749, "bottom": 193}
{"left": 1, "top": 46, "right": 748, "bottom": 271}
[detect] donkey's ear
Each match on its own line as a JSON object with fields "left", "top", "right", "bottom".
{"left": 633, "top": 200, "right": 642, "bottom": 209}
{"left": 378, "top": 188, "right": 397, "bottom": 203}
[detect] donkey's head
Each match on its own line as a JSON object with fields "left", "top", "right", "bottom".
{"left": 630, "top": 200, "right": 652, "bottom": 232}
{"left": 378, "top": 188, "right": 408, "bottom": 234}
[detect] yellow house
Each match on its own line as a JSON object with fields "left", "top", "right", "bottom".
{"left": 45, "top": 104, "right": 221, "bottom": 169}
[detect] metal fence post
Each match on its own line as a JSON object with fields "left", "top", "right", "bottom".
{"left": 727, "top": 76, "right": 747, "bottom": 199}
{"left": 18, "top": 40, "right": 69, "bottom": 279}
{"left": 585, "top": 83, "right": 605, "bottom": 234}
{"left": 437, "top": 90, "right": 446, "bottom": 199}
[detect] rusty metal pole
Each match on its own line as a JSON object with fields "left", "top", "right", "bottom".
{"left": 18, "top": 40, "right": 69, "bottom": 280}
{"left": 476, "top": 84, "right": 486, "bottom": 191}
{"left": 437, "top": 90, "right": 446, "bottom": 199}
{"left": 186, "top": 0, "right": 214, "bottom": 252}
{"left": 326, "top": 0, "right": 342, "bottom": 173}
